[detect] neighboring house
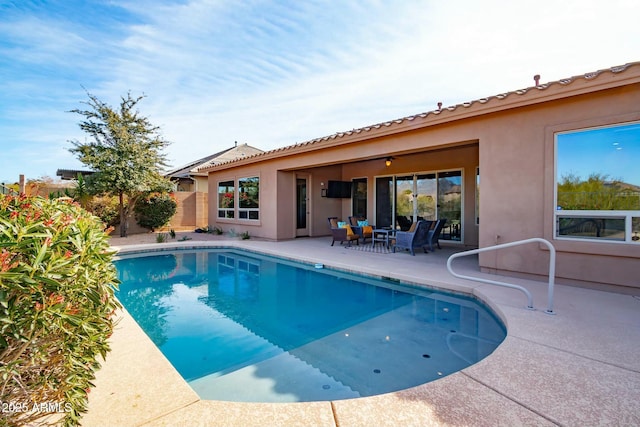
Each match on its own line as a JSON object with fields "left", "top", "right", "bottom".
{"left": 166, "top": 142, "right": 264, "bottom": 192}
{"left": 200, "top": 61, "right": 639, "bottom": 293}
{"left": 56, "top": 169, "right": 95, "bottom": 180}
{"left": 160, "top": 142, "right": 263, "bottom": 230}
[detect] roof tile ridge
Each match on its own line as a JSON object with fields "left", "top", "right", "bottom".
{"left": 210, "top": 61, "right": 640, "bottom": 164}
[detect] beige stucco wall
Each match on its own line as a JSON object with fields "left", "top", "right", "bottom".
{"left": 193, "top": 176, "right": 208, "bottom": 193}
{"left": 478, "top": 87, "right": 640, "bottom": 292}
{"left": 205, "top": 77, "right": 640, "bottom": 292}
{"left": 165, "top": 191, "right": 208, "bottom": 231}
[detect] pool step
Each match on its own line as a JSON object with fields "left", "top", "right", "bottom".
{"left": 189, "top": 350, "right": 360, "bottom": 402}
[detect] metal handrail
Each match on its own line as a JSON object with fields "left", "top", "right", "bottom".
{"left": 446, "top": 238, "right": 556, "bottom": 314}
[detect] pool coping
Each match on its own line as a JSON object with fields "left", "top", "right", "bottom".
{"left": 82, "top": 238, "right": 640, "bottom": 426}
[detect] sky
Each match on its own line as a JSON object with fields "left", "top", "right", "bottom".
{"left": 1, "top": 0, "right": 639, "bottom": 184}
{"left": 557, "top": 122, "right": 640, "bottom": 186}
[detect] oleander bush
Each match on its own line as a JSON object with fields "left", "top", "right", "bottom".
{"left": 0, "top": 194, "right": 121, "bottom": 427}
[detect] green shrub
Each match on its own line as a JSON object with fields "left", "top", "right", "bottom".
{"left": 0, "top": 194, "right": 121, "bottom": 427}
{"left": 240, "top": 231, "right": 250, "bottom": 240}
{"left": 134, "top": 192, "right": 177, "bottom": 231}
{"left": 86, "top": 195, "right": 120, "bottom": 229}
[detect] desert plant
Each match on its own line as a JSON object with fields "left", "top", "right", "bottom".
{"left": 227, "top": 228, "right": 237, "bottom": 238}
{"left": 240, "top": 231, "right": 250, "bottom": 240}
{"left": 212, "top": 226, "right": 223, "bottom": 235}
{"left": 86, "top": 195, "right": 120, "bottom": 229}
{"left": 156, "top": 233, "right": 169, "bottom": 243}
{"left": 0, "top": 194, "right": 121, "bottom": 427}
{"left": 134, "top": 192, "right": 177, "bottom": 231}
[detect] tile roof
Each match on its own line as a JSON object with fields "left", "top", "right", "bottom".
{"left": 198, "top": 61, "right": 640, "bottom": 172}
{"left": 193, "top": 144, "right": 265, "bottom": 173}
{"left": 165, "top": 148, "right": 234, "bottom": 178}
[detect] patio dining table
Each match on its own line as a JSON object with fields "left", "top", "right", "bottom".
{"left": 372, "top": 228, "right": 395, "bottom": 249}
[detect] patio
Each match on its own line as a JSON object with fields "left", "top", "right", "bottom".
{"left": 81, "top": 233, "right": 640, "bottom": 426}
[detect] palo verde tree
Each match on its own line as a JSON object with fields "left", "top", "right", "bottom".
{"left": 69, "top": 92, "right": 172, "bottom": 237}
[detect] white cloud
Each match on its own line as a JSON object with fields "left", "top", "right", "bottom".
{"left": 1, "top": 0, "right": 639, "bottom": 180}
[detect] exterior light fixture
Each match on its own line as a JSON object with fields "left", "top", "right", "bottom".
{"left": 385, "top": 157, "right": 393, "bottom": 167}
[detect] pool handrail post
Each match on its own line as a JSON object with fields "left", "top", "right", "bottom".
{"left": 446, "top": 237, "right": 556, "bottom": 314}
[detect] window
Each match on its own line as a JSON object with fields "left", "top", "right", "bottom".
{"left": 218, "top": 180, "right": 234, "bottom": 219}
{"left": 238, "top": 177, "right": 259, "bottom": 220}
{"left": 555, "top": 122, "right": 640, "bottom": 243}
{"left": 352, "top": 178, "right": 367, "bottom": 218}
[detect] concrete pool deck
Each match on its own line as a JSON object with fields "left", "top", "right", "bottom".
{"left": 81, "top": 233, "right": 640, "bottom": 426}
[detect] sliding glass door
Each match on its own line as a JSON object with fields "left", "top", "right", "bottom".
{"left": 375, "top": 176, "right": 393, "bottom": 228}
{"left": 416, "top": 173, "right": 437, "bottom": 220}
{"left": 374, "top": 171, "right": 462, "bottom": 240}
{"left": 438, "top": 171, "right": 462, "bottom": 240}
{"left": 395, "top": 175, "right": 414, "bottom": 230}
{"left": 352, "top": 178, "right": 368, "bottom": 218}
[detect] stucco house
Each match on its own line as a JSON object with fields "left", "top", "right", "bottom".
{"left": 199, "top": 61, "right": 640, "bottom": 294}
{"left": 166, "top": 142, "right": 263, "bottom": 192}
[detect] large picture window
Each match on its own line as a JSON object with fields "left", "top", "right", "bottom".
{"left": 238, "top": 177, "right": 259, "bottom": 220}
{"left": 218, "top": 180, "right": 234, "bottom": 219}
{"left": 555, "top": 122, "right": 640, "bottom": 243}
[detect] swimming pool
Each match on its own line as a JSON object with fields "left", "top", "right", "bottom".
{"left": 114, "top": 248, "right": 506, "bottom": 403}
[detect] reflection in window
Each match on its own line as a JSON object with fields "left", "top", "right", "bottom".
{"left": 415, "top": 173, "right": 436, "bottom": 221}
{"left": 238, "top": 177, "right": 259, "bottom": 220}
{"left": 438, "top": 171, "right": 462, "bottom": 237}
{"left": 555, "top": 122, "right": 640, "bottom": 243}
{"left": 374, "top": 171, "right": 461, "bottom": 240}
{"left": 218, "top": 180, "right": 234, "bottom": 219}
{"left": 395, "top": 175, "right": 414, "bottom": 230}
{"left": 556, "top": 216, "right": 625, "bottom": 241}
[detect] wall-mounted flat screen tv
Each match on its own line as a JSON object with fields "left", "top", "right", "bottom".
{"left": 326, "top": 180, "right": 352, "bottom": 198}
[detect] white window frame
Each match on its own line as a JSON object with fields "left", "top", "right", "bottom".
{"left": 553, "top": 122, "right": 640, "bottom": 244}
{"left": 217, "top": 180, "right": 235, "bottom": 219}
{"left": 237, "top": 176, "right": 260, "bottom": 221}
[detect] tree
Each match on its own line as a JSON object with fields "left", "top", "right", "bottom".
{"left": 69, "top": 92, "right": 172, "bottom": 237}
{"left": 134, "top": 192, "right": 177, "bottom": 231}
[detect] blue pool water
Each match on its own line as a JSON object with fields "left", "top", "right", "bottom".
{"left": 114, "top": 249, "right": 506, "bottom": 402}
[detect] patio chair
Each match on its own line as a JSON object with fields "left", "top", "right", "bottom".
{"left": 348, "top": 216, "right": 374, "bottom": 243}
{"left": 392, "top": 220, "right": 433, "bottom": 255}
{"left": 328, "top": 217, "right": 360, "bottom": 247}
{"left": 395, "top": 215, "right": 413, "bottom": 231}
{"left": 426, "top": 218, "right": 447, "bottom": 251}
